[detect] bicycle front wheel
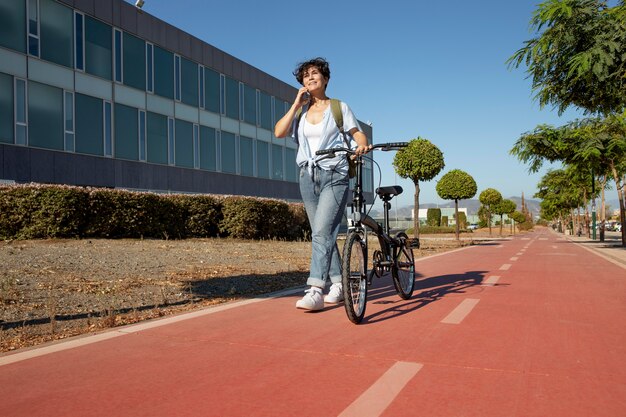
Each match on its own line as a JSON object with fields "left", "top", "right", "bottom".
{"left": 342, "top": 231, "right": 367, "bottom": 324}
{"left": 392, "top": 232, "right": 415, "bottom": 299}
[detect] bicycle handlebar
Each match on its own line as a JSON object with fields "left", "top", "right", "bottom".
{"left": 315, "top": 142, "right": 407, "bottom": 156}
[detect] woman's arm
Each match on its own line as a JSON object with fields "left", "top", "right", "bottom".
{"left": 274, "top": 87, "right": 309, "bottom": 138}
{"left": 349, "top": 128, "right": 372, "bottom": 156}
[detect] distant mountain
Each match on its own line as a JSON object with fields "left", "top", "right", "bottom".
{"left": 370, "top": 197, "right": 541, "bottom": 217}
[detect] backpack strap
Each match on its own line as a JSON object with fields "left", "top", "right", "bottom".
{"left": 330, "top": 99, "right": 343, "bottom": 132}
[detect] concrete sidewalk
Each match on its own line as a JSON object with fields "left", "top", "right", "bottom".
{"left": 559, "top": 229, "right": 626, "bottom": 268}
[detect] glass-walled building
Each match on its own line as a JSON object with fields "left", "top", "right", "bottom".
{"left": 0, "top": 0, "right": 374, "bottom": 201}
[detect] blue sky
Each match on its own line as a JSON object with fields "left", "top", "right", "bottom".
{"left": 132, "top": 0, "right": 597, "bottom": 210}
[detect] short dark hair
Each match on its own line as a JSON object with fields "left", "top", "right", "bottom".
{"left": 293, "top": 57, "right": 331, "bottom": 86}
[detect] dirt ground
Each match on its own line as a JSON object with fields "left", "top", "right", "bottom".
{"left": 0, "top": 230, "right": 509, "bottom": 352}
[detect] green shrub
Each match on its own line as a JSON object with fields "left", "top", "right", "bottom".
{"left": 441, "top": 215, "right": 448, "bottom": 227}
{"left": 170, "top": 194, "right": 222, "bottom": 238}
{"left": 426, "top": 208, "right": 441, "bottom": 226}
{"left": 455, "top": 211, "right": 467, "bottom": 229}
{"left": 0, "top": 184, "right": 308, "bottom": 241}
{"left": 0, "top": 184, "right": 89, "bottom": 239}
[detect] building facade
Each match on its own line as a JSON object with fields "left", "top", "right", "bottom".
{"left": 0, "top": 0, "right": 374, "bottom": 201}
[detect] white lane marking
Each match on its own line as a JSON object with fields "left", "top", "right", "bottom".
{"left": 338, "top": 361, "right": 423, "bottom": 417}
{"left": 500, "top": 264, "right": 511, "bottom": 270}
{"left": 0, "top": 287, "right": 304, "bottom": 366}
{"left": 482, "top": 276, "right": 500, "bottom": 286}
{"left": 539, "top": 238, "right": 548, "bottom": 240}
{"left": 510, "top": 256, "right": 519, "bottom": 261}
{"left": 516, "top": 252, "right": 523, "bottom": 256}
{"left": 441, "top": 298, "right": 480, "bottom": 324}
{"left": 522, "top": 238, "right": 530, "bottom": 240}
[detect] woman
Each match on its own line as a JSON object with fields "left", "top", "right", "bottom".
{"left": 274, "top": 57, "right": 371, "bottom": 311}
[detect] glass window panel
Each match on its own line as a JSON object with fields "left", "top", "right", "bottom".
{"left": 274, "top": 98, "right": 286, "bottom": 125}
{"left": 64, "top": 133, "right": 74, "bottom": 152}
{"left": 181, "top": 57, "right": 198, "bottom": 106}
{"left": 174, "top": 55, "right": 181, "bottom": 101}
{"left": 204, "top": 68, "right": 220, "bottom": 113}
{"left": 139, "top": 111, "right": 146, "bottom": 161}
{"left": 114, "top": 29, "right": 122, "bottom": 82}
{"left": 0, "top": 0, "right": 26, "bottom": 53}
{"left": 16, "top": 79, "right": 26, "bottom": 124}
{"left": 193, "top": 123, "right": 199, "bottom": 168}
{"left": 259, "top": 92, "right": 271, "bottom": 130}
{"left": 85, "top": 16, "right": 112, "bottom": 80}
{"left": 114, "top": 103, "right": 138, "bottom": 160}
{"left": 146, "top": 111, "right": 168, "bottom": 164}
{"left": 154, "top": 46, "right": 173, "bottom": 99}
{"left": 16, "top": 125, "right": 27, "bottom": 146}
{"left": 175, "top": 119, "right": 193, "bottom": 168}
{"left": 28, "top": 81, "right": 63, "bottom": 150}
{"left": 64, "top": 91, "right": 73, "bottom": 132}
{"left": 243, "top": 85, "right": 256, "bottom": 125}
{"left": 123, "top": 32, "right": 145, "bottom": 90}
{"left": 0, "top": 73, "right": 13, "bottom": 144}
{"left": 74, "top": 12, "right": 83, "bottom": 70}
{"left": 75, "top": 93, "right": 103, "bottom": 155}
{"left": 240, "top": 136, "right": 253, "bottom": 177}
{"left": 224, "top": 76, "right": 239, "bottom": 120}
{"left": 167, "top": 117, "right": 174, "bottom": 165}
{"left": 104, "top": 101, "right": 112, "bottom": 156}
{"left": 39, "top": 0, "right": 72, "bottom": 67}
{"left": 272, "top": 144, "right": 283, "bottom": 180}
{"left": 256, "top": 141, "right": 269, "bottom": 179}
{"left": 146, "top": 43, "right": 153, "bottom": 92}
{"left": 28, "top": 0, "right": 38, "bottom": 35}
{"left": 198, "top": 66, "right": 204, "bottom": 108}
{"left": 199, "top": 125, "right": 216, "bottom": 171}
{"left": 285, "top": 148, "right": 297, "bottom": 182}
{"left": 220, "top": 131, "right": 236, "bottom": 174}
{"left": 28, "top": 36, "right": 39, "bottom": 56}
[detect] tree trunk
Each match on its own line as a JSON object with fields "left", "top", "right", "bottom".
{"left": 487, "top": 209, "right": 492, "bottom": 235}
{"left": 454, "top": 199, "right": 459, "bottom": 240}
{"left": 610, "top": 163, "right": 626, "bottom": 246}
{"left": 413, "top": 181, "right": 420, "bottom": 240}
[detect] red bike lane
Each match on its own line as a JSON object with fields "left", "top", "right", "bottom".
{"left": 1, "top": 229, "right": 625, "bottom": 416}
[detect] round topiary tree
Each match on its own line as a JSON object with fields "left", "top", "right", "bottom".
{"left": 493, "top": 198, "right": 517, "bottom": 236}
{"left": 436, "top": 169, "right": 477, "bottom": 240}
{"left": 393, "top": 138, "right": 445, "bottom": 239}
{"left": 479, "top": 188, "right": 503, "bottom": 235}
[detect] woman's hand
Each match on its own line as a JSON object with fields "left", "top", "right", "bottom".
{"left": 354, "top": 143, "right": 373, "bottom": 156}
{"left": 296, "top": 87, "right": 310, "bottom": 107}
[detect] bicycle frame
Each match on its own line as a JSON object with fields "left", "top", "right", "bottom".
{"left": 316, "top": 142, "right": 414, "bottom": 323}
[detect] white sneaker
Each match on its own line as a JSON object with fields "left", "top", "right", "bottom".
{"left": 324, "top": 283, "right": 344, "bottom": 304}
{"left": 296, "top": 288, "right": 324, "bottom": 311}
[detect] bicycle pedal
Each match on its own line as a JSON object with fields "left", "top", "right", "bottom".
{"left": 410, "top": 238, "right": 420, "bottom": 248}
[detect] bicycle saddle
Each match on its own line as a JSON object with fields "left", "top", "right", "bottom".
{"left": 375, "top": 186, "right": 403, "bottom": 200}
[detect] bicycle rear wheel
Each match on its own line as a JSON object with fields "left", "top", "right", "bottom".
{"left": 342, "top": 231, "right": 367, "bottom": 324}
{"left": 392, "top": 232, "right": 415, "bottom": 299}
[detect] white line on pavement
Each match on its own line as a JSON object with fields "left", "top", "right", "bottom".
{"left": 338, "top": 361, "right": 423, "bottom": 417}
{"left": 482, "top": 276, "right": 501, "bottom": 286}
{"left": 441, "top": 298, "right": 480, "bottom": 324}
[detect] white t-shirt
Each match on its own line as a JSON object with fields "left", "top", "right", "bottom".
{"left": 303, "top": 118, "right": 324, "bottom": 154}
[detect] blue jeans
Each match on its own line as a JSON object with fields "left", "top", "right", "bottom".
{"left": 299, "top": 166, "right": 349, "bottom": 288}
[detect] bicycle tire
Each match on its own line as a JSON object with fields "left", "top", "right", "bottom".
{"left": 342, "top": 231, "right": 367, "bottom": 324}
{"left": 392, "top": 232, "right": 415, "bottom": 299}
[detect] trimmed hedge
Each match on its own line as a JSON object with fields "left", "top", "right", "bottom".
{"left": 0, "top": 184, "right": 310, "bottom": 241}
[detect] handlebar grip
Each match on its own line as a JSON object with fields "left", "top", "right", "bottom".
{"left": 315, "top": 149, "right": 336, "bottom": 156}
{"left": 386, "top": 142, "right": 408, "bottom": 148}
